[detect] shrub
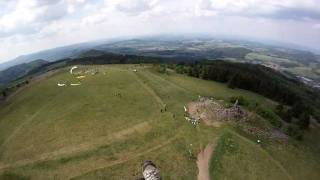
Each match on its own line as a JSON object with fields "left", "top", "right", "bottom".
{"left": 285, "top": 124, "right": 303, "bottom": 140}
{"left": 229, "top": 96, "right": 249, "bottom": 106}
{"left": 256, "top": 107, "right": 282, "bottom": 128}
{"left": 156, "top": 64, "right": 168, "bottom": 74}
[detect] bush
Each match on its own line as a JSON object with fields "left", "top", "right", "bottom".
{"left": 156, "top": 64, "right": 168, "bottom": 74}
{"left": 229, "top": 96, "right": 249, "bottom": 106}
{"left": 2, "top": 91, "right": 6, "bottom": 97}
{"left": 275, "top": 104, "right": 292, "bottom": 123}
{"left": 285, "top": 124, "right": 303, "bottom": 140}
{"left": 295, "top": 113, "right": 310, "bottom": 129}
{"left": 175, "top": 65, "right": 185, "bottom": 74}
{"left": 256, "top": 107, "right": 282, "bottom": 128}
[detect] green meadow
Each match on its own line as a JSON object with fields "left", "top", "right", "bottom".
{"left": 0, "top": 64, "right": 319, "bottom": 179}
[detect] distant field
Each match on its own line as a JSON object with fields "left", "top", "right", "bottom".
{"left": 245, "top": 52, "right": 320, "bottom": 80}
{"left": 245, "top": 52, "right": 292, "bottom": 63}
{"left": 284, "top": 66, "right": 320, "bottom": 80}
{"left": 0, "top": 65, "right": 319, "bottom": 179}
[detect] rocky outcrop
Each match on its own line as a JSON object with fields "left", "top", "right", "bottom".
{"left": 187, "top": 97, "right": 247, "bottom": 125}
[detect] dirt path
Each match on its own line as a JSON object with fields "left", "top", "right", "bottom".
{"left": 0, "top": 96, "right": 59, "bottom": 150}
{"left": 69, "top": 135, "right": 178, "bottom": 179}
{"left": 132, "top": 72, "right": 165, "bottom": 107}
{"left": 197, "top": 138, "right": 218, "bottom": 180}
{"left": 0, "top": 68, "right": 170, "bottom": 173}
{"left": 0, "top": 121, "right": 150, "bottom": 171}
{"left": 197, "top": 143, "right": 215, "bottom": 180}
{"left": 144, "top": 70, "right": 191, "bottom": 94}
{"left": 196, "top": 132, "right": 293, "bottom": 180}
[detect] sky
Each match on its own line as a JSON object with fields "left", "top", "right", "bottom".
{"left": 0, "top": 0, "right": 320, "bottom": 63}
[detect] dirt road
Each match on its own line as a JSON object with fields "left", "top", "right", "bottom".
{"left": 197, "top": 143, "right": 216, "bottom": 180}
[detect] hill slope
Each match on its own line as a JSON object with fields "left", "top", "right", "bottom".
{"left": 0, "top": 65, "right": 319, "bottom": 179}
{"left": 0, "top": 59, "right": 48, "bottom": 86}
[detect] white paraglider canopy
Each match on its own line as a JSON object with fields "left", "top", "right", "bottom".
{"left": 70, "top": 83, "right": 81, "bottom": 86}
{"left": 57, "top": 83, "right": 66, "bottom": 87}
{"left": 70, "top": 66, "right": 78, "bottom": 74}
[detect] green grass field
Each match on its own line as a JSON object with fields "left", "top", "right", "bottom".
{"left": 245, "top": 52, "right": 292, "bottom": 64}
{"left": 245, "top": 52, "right": 320, "bottom": 80}
{"left": 0, "top": 64, "right": 319, "bottom": 179}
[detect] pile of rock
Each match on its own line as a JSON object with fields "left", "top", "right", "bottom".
{"left": 223, "top": 101, "right": 247, "bottom": 121}
{"left": 187, "top": 97, "right": 247, "bottom": 125}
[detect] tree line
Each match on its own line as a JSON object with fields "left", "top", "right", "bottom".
{"left": 172, "top": 60, "right": 320, "bottom": 139}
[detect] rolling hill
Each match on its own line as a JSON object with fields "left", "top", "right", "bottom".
{"left": 1, "top": 36, "right": 319, "bottom": 83}
{"left": 0, "top": 60, "right": 48, "bottom": 86}
{"left": 0, "top": 64, "right": 319, "bottom": 179}
{"left": 0, "top": 40, "right": 114, "bottom": 71}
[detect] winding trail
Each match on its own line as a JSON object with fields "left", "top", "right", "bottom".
{"left": 0, "top": 95, "right": 59, "bottom": 150}
{"left": 132, "top": 72, "right": 165, "bottom": 107}
{"left": 197, "top": 132, "right": 293, "bottom": 180}
{"left": 197, "top": 143, "right": 216, "bottom": 180}
{"left": 0, "top": 121, "right": 150, "bottom": 172}
{"left": 0, "top": 68, "right": 171, "bottom": 173}
{"left": 69, "top": 135, "right": 178, "bottom": 179}
{"left": 144, "top": 71, "right": 191, "bottom": 94}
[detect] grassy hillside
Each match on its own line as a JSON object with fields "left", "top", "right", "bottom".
{"left": 174, "top": 61, "right": 320, "bottom": 134}
{"left": 0, "top": 65, "right": 319, "bottom": 179}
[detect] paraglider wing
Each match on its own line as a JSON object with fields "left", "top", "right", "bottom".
{"left": 70, "top": 66, "right": 78, "bottom": 74}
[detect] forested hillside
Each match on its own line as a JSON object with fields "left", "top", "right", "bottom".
{"left": 173, "top": 61, "right": 320, "bottom": 138}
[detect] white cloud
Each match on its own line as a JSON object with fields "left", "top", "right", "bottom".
{"left": 0, "top": 0, "right": 320, "bottom": 62}
{"left": 313, "top": 24, "right": 320, "bottom": 29}
{"left": 0, "top": 0, "right": 39, "bottom": 30}
{"left": 194, "top": 0, "right": 320, "bottom": 21}
{"left": 113, "top": 0, "right": 157, "bottom": 15}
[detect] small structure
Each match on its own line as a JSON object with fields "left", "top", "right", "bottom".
{"left": 70, "top": 83, "right": 81, "bottom": 86}
{"left": 133, "top": 69, "right": 137, "bottom": 72}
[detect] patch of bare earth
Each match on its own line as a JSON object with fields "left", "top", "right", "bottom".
{"left": 187, "top": 98, "right": 247, "bottom": 127}
{"left": 270, "top": 129, "right": 289, "bottom": 143}
{"left": 197, "top": 143, "right": 215, "bottom": 180}
{"left": 240, "top": 124, "right": 288, "bottom": 143}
